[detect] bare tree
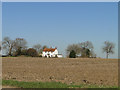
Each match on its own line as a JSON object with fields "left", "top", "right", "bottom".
{"left": 79, "top": 41, "right": 93, "bottom": 50}
{"left": 13, "top": 38, "right": 27, "bottom": 56}
{"left": 66, "top": 44, "right": 81, "bottom": 56}
{"left": 14, "top": 38, "right": 27, "bottom": 50}
{"left": 79, "top": 41, "right": 94, "bottom": 57}
{"left": 42, "top": 45, "right": 48, "bottom": 49}
{"left": 90, "top": 50, "right": 96, "bottom": 58}
{"left": 103, "top": 41, "right": 115, "bottom": 59}
{"left": 38, "top": 45, "right": 48, "bottom": 54}
{"left": 2, "top": 37, "right": 16, "bottom": 56}
{"left": 33, "top": 44, "right": 42, "bottom": 54}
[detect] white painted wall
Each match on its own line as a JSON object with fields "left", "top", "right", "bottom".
{"left": 42, "top": 49, "right": 59, "bottom": 58}
{"left": 57, "top": 54, "right": 63, "bottom": 58}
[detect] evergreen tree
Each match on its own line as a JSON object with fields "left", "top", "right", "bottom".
{"left": 69, "top": 50, "right": 76, "bottom": 58}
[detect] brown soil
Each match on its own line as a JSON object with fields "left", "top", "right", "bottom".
{"left": 2, "top": 57, "right": 118, "bottom": 86}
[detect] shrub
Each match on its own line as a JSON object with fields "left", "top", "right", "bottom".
{"left": 86, "top": 49, "right": 90, "bottom": 57}
{"left": 81, "top": 48, "right": 91, "bottom": 58}
{"left": 69, "top": 50, "right": 76, "bottom": 58}
{"left": 27, "top": 48, "right": 38, "bottom": 57}
{"left": 39, "top": 55, "right": 42, "bottom": 57}
{"left": 13, "top": 48, "right": 22, "bottom": 56}
{"left": 21, "top": 49, "right": 27, "bottom": 55}
{"left": 13, "top": 49, "right": 28, "bottom": 56}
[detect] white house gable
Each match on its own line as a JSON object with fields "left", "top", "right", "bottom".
{"left": 42, "top": 47, "right": 62, "bottom": 58}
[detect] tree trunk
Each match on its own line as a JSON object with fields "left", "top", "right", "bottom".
{"left": 9, "top": 47, "right": 12, "bottom": 56}
{"left": 106, "top": 53, "right": 109, "bottom": 59}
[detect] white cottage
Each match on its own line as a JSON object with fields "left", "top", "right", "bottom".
{"left": 42, "top": 48, "right": 62, "bottom": 58}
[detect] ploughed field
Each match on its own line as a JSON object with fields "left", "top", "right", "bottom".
{"left": 2, "top": 57, "right": 118, "bottom": 86}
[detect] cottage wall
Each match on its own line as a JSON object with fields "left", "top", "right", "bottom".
{"left": 42, "top": 49, "right": 61, "bottom": 58}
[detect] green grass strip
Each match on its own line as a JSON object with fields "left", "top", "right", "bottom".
{"left": 2, "top": 79, "right": 68, "bottom": 88}
{"left": 2, "top": 79, "right": 119, "bottom": 88}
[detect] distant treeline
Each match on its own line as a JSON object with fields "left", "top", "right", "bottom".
{"left": 1, "top": 37, "right": 115, "bottom": 59}
{"left": 1, "top": 37, "right": 47, "bottom": 57}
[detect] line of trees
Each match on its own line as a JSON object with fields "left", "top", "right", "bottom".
{"left": 66, "top": 41, "right": 115, "bottom": 59}
{"left": 1, "top": 37, "right": 115, "bottom": 58}
{"left": 2, "top": 37, "right": 48, "bottom": 57}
